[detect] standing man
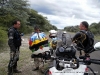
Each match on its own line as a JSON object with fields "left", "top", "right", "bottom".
{"left": 8, "top": 20, "right": 22, "bottom": 75}
{"left": 29, "top": 26, "right": 49, "bottom": 72}
{"left": 29, "top": 26, "right": 43, "bottom": 71}
{"left": 72, "top": 21, "right": 94, "bottom": 54}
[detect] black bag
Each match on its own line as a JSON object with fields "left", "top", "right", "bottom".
{"left": 80, "top": 30, "right": 94, "bottom": 47}
{"left": 80, "top": 30, "right": 94, "bottom": 53}
{"left": 56, "top": 46, "right": 76, "bottom": 59}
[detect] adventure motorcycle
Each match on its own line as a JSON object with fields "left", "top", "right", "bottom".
{"left": 44, "top": 31, "right": 100, "bottom": 75}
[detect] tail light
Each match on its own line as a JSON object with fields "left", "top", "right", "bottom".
{"left": 85, "top": 67, "right": 89, "bottom": 72}
{"left": 48, "top": 70, "right": 52, "bottom": 75}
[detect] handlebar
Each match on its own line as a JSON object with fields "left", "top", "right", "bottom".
{"left": 51, "top": 56, "right": 79, "bottom": 69}
{"left": 81, "top": 58, "right": 100, "bottom": 65}
{"left": 90, "top": 60, "right": 100, "bottom": 65}
{"left": 51, "top": 56, "right": 100, "bottom": 69}
{"left": 79, "top": 55, "right": 100, "bottom": 65}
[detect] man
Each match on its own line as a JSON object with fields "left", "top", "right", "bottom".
{"left": 29, "top": 26, "right": 49, "bottom": 72}
{"left": 72, "top": 21, "right": 94, "bottom": 54}
{"left": 8, "top": 20, "right": 22, "bottom": 75}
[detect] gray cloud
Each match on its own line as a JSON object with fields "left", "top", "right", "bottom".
{"left": 32, "top": 6, "right": 54, "bottom": 15}
{"left": 29, "top": 0, "right": 100, "bottom": 29}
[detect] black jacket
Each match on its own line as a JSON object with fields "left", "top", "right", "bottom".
{"left": 8, "top": 27, "right": 21, "bottom": 51}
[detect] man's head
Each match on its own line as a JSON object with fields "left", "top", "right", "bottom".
{"left": 13, "top": 20, "right": 21, "bottom": 29}
{"left": 79, "top": 21, "right": 89, "bottom": 30}
{"left": 34, "top": 26, "right": 40, "bottom": 33}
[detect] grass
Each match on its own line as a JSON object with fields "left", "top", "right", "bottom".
{"left": 0, "top": 50, "right": 9, "bottom": 75}
{"left": 0, "top": 26, "right": 8, "bottom": 52}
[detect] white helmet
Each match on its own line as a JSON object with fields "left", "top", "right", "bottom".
{"left": 94, "top": 42, "right": 100, "bottom": 51}
{"left": 49, "top": 30, "right": 57, "bottom": 34}
{"left": 63, "top": 31, "right": 67, "bottom": 34}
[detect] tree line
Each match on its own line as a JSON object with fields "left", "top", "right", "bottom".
{"left": 64, "top": 22, "right": 100, "bottom": 35}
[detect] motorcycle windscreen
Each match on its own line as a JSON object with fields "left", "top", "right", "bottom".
{"left": 56, "top": 31, "right": 72, "bottom": 47}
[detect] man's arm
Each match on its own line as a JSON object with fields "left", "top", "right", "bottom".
{"left": 8, "top": 28, "right": 16, "bottom": 52}
{"left": 72, "top": 32, "right": 82, "bottom": 43}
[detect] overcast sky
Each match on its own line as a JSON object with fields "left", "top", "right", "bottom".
{"left": 28, "top": 0, "right": 100, "bottom": 29}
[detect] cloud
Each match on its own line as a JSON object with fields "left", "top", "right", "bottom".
{"left": 28, "top": 0, "right": 100, "bottom": 29}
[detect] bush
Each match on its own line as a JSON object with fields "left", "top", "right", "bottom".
{"left": 20, "top": 25, "right": 34, "bottom": 34}
{"left": 0, "top": 26, "right": 7, "bottom": 47}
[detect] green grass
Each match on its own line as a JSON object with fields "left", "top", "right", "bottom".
{"left": 0, "top": 48, "right": 33, "bottom": 75}
{"left": 0, "top": 27, "right": 7, "bottom": 47}
{"left": 0, "top": 26, "right": 8, "bottom": 52}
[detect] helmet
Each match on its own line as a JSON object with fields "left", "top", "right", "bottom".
{"left": 49, "top": 30, "right": 57, "bottom": 38}
{"left": 94, "top": 42, "right": 100, "bottom": 51}
{"left": 63, "top": 31, "right": 67, "bottom": 34}
{"left": 49, "top": 30, "right": 57, "bottom": 34}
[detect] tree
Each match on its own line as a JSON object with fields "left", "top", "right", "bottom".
{"left": 0, "top": 0, "right": 30, "bottom": 27}
{"left": 27, "top": 9, "right": 57, "bottom": 31}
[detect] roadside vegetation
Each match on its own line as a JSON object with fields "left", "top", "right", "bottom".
{"left": 64, "top": 22, "right": 100, "bottom": 41}
{"left": 0, "top": 0, "right": 57, "bottom": 51}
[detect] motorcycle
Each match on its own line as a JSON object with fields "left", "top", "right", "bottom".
{"left": 44, "top": 31, "right": 100, "bottom": 75}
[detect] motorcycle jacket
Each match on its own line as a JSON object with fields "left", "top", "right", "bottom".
{"left": 73, "top": 31, "right": 87, "bottom": 47}
{"left": 72, "top": 30, "right": 94, "bottom": 53}
{"left": 8, "top": 27, "right": 22, "bottom": 51}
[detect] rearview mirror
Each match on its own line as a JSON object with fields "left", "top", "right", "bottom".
{"left": 94, "top": 42, "right": 100, "bottom": 51}
{"left": 20, "top": 33, "right": 24, "bottom": 36}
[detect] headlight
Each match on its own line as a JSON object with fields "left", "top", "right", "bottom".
{"left": 65, "top": 47, "right": 71, "bottom": 52}
{"left": 59, "top": 47, "right": 64, "bottom": 52}
{"left": 59, "top": 62, "right": 64, "bottom": 67}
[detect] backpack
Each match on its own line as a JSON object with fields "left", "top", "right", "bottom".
{"left": 80, "top": 30, "right": 94, "bottom": 52}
